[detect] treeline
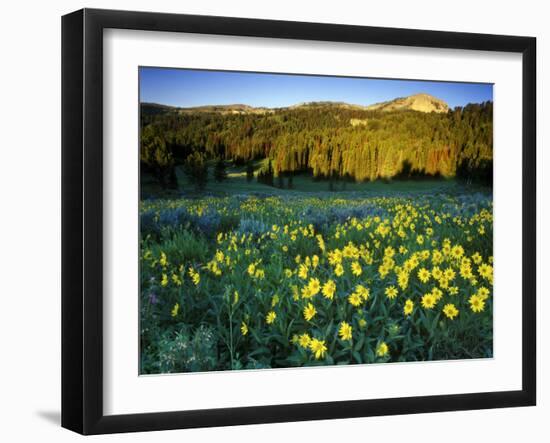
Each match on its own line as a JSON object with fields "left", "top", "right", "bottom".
{"left": 140, "top": 101, "right": 493, "bottom": 188}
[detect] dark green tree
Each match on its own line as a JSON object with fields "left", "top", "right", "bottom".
{"left": 257, "top": 159, "right": 275, "bottom": 187}
{"left": 277, "top": 173, "right": 284, "bottom": 189}
{"left": 213, "top": 158, "right": 228, "bottom": 182}
{"left": 246, "top": 162, "right": 255, "bottom": 182}
{"left": 141, "top": 101, "right": 493, "bottom": 184}
{"left": 183, "top": 151, "right": 208, "bottom": 191}
{"left": 287, "top": 172, "right": 294, "bottom": 189}
{"left": 140, "top": 124, "right": 177, "bottom": 189}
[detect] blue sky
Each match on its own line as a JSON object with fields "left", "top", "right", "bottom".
{"left": 139, "top": 67, "right": 493, "bottom": 109}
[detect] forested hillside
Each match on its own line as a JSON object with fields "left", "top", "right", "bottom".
{"left": 140, "top": 98, "right": 493, "bottom": 188}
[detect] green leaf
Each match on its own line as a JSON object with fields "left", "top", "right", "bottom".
{"left": 247, "top": 347, "right": 271, "bottom": 357}
{"left": 354, "top": 334, "right": 365, "bottom": 352}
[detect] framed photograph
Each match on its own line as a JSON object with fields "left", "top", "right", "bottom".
{"left": 62, "top": 8, "right": 536, "bottom": 435}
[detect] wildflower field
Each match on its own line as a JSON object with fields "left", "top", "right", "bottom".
{"left": 139, "top": 187, "right": 493, "bottom": 374}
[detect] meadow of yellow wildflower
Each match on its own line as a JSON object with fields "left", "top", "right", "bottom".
{"left": 140, "top": 190, "right": 493, "bottom": 373}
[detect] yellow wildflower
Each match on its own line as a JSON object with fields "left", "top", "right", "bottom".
{"left": 448, "top": 286, "right": 459, "bottom": 295}
{"left": 298, "top": 333, "right": 311, "bottom": 348}
{"left": 385, "top": 286, "right": 398, "bottom": 300}
{"left": 266, "top": 311, "right": 277, "bottom": 324}
{"left": 376, "top": 342, "right": 389, "bottom": 357}
{"left": 317, "top": 234, "right": 326, "bottom": 252}
{"left": 351, "top": 261, "right": 362, "bottom": 276}
{"left": 298, "top": 264, "right": 309, "bottom": 280}
{"left": 348, "top": 292, "right": 362, "bottom": 307}
{"left": 443, "top": 303, "right": 459, "bottom": 320}
{"left": 478, "top": 263, "right": 493, "bottom": 280}
{"left": 444, "top": 267, "right": 456, "bottom": 281}
{"left": 355, "top": 284, "right": 370, "bottom": 301}
{"left": 404, "top": 299, "right": 414, "bottom": 316}
{"left": 303, "top": 303, "right": 317, "bottom": 321}
{"left": 338, "top": 321, "right": 353, "bottom": 341}
{"left": 328, "top": 249, "right": 342, "bottom": 265}
{"left": 421, "top": 293, "right": 437, "bottom": 309}
{"left": 171, "top": 303, "right": 179, "bottom": 317}
{"left": 312, "top": 255, "right": 319, "bottom": 268}
{"left": 431, "top": 266, "right": 443, "bottom": 280}
{"left": 469, "top": 294, "right": 485, "bottom": 313}
{"left": 477, "top": 287, "right": 490, "bottom": 300}
{"left": 309, "top": 338, "right": 327, "bottom": 360}
{"left": 308, "top": 278, "right": 321, "bottom": 296}
{"left": 301, "top": 285, "right": 313, "bottom": 299}
{"left": 322, "top": 280, "right": 336, "bottom": 300}
{"left": 451, "top": 245, "right": 464, "bottom": 259}
{"left": 418, "top": 268, "right": 431, "bottom": 283}
{"left": 431, "top": 287, "right": 443, "bottom": 301}
{"left": 188, "top": 268, "right": 200, "bottom": 286}
{"left": 397, "top": 271, "right": 409, "bottom": 290}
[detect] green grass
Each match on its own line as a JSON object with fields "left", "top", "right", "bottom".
{"left": 142, "top": 160, "right": 490, "bottom": 199}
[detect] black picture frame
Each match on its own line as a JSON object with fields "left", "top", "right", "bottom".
{"left": 61, "top": 8, "right": 536, "bottom": 435}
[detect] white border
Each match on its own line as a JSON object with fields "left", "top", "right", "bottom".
{"left": 103, "top": 29, "right": 523, "bottom": 415}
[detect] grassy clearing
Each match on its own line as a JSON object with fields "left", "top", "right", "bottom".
{"left": 141, "top": 161, "right": 490, "bottom": 200}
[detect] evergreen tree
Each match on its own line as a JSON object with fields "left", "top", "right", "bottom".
{"left": 277, "top": 174, "right": 284, "bottom": 189}
{"left": 183, "top": 151, "right": 208, "bottom": 191}
{"left": 246, "top": 162, "right": 254, "bottom": 182}
{"left": 141, "top": 101, "right": 493, "bottom": 184}
{"left": 287, "top": 173, "right": 294, "bottom": 189}
{"left": 140, "top": 126, "right": 177, "bottom": 189}
{"left": 266, "top": 160, "right": 274, "bottom": 187}
{"left": 257, "top": 159, "right": 275, "bottom": 186}
{"left": 213, "top": 158, "right": 228, "bottom": 182}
